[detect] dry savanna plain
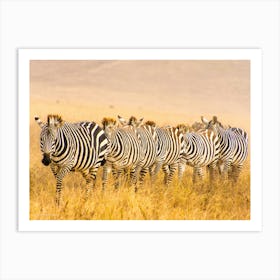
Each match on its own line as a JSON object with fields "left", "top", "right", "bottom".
{"left": 29, "top": 60, "right": 250, "bottom": 220}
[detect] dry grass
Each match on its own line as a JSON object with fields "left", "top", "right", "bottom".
{"left": 29, "top": 60, "right": 251, "bottom": 220}
{"left": 30, "top": 161, "right": 250, "bottom": 220}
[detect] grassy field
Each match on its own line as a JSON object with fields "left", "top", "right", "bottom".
{"left": 30, "top": 155, "right": 250, "bottom": 220}
{"left": 29, "top": 60, "right": 250, "bottom": 220}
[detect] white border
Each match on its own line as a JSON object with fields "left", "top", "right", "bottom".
{"left": 18, "top": 48, "right": 262, "bottom": 231}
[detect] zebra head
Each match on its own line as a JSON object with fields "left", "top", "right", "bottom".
{"left": 118, "top": 115, "right": 147, "bottom": 142}
{"left": 35, "top": 115, "right": 64, "bottom": 166}
{"left": 102, "top": 117, "right": 117, "bottom": 138}
{"left": 117, "top": 115, "right": 144, "bottom": 128}
{"left": 201, "top": 116, "right": 224, "bottom": 132}
{"left": 176, "top": 123, "right": 190, "bottom": 134}
{"left": 128, "top": 116, "right": 144, "bottom": 128}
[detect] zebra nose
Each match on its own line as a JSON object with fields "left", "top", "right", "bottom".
{"left": 42, "top": 153, "right": 51, "bottom": 166}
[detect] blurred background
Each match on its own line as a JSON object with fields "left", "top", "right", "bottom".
{"left": 30, "top": 60, "right": 250, "bottom": 129}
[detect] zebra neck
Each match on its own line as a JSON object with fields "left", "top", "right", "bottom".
{"left": 216, "top": 127, "right": 230, "bottom": 146}
{"left": 104, "top": 128, "right": 117, "bottom": 140}
{"left": 216, "top": 126, "right": 225, "bottom": 137}
{"left": 53, "top": 126, "right": 73, "bottom": 157}
{"left": 106, "top": 130, "right": 120, "bottom": 153}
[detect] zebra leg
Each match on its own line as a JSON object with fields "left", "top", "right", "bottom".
{"left": 81, "top": 170, "right": 93, "bottom": 197}
{"left": 162, "top": 164, "right": 170, "bottom": 185}
{"left": 50, "top": 163, "right": 59, "bottom": 177}
{"left": 208, "top": 162, "right": 218, "bottom": 183}
{"left": 166, "top": 163, "right": 177, "bottom": 186}
{"left": 102, "top": 163, "right": 111, "bottom": 191}
{"left": 82, "top": 167, "right": 98, "bottom": 196}
{"left": 137, "top": 167, "right": 148, "bottom": 190}
{"left": 149, "top": 164, "right": 155, "bottom": 179}
{"left": 231, "top": 164, "right": 243, "bottom": 183}
{"left": 178, "top": 160, "right": 186, "bottom": 181}
{"left": 228, "top": 166, "right": 233, "bottom": 181}
{"left": 150, "top": 161, "right": 163, "bottom": 183}
{"left": 218, "top": 162, "right": 224, "bottom": 175}
{"left": 112, "top": 168, "right": 123, "bottom": 189}
{"left": 221, "top": 160, "right": 232, "bottom": 180}
{"left": 89, "top": 166, "right": 98, "bottom": 189}
{"left": 55, "top": 167, "right": 71, "bottom": 206}
{"left": 193, "top": 166, "right": 203, "bottom": 184}
{"left": 130, "top": 165, "right": 140, "bottom": 190}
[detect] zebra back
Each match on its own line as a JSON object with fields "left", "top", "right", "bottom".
{"left": 201, "top": 116, "right": 248, "bottom": 166}
{"left": 156, "top": 127, "right": 185, "bottom": 165}
{"left": 104, "top": 125, "right": 141, "bottom": 168}
{"left": 183, "top": 129, "right": 220, "bottom": 167}
{"left": 136, "top": 124, "right": 158, "bottom": 168}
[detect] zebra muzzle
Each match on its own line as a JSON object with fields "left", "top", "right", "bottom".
{"left": 42, "top": 153, "right": 51, "bottom": 166}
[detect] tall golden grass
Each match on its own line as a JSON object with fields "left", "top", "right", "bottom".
{"left": 29, "top": 60, "right": 250, "bottom": 220}
{"left": 30, "top": 154, "right": 250, "bottom": 220}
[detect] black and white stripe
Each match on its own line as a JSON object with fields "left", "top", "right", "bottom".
{"left": 119, "top": 116, "right": 158, "bottom": 188}
{"left": 101, "top": 117, "right": 142, "bottom": 189}
{"left": 35, "top": 115, "right": 109, "bottom": 205}
{"left": 152, "top": 125, "right": 185, "bottom": 185}
{"left": 117, "top": 117, "right": 185, "bottom": 186}
{"left": 179, "top": 128, "right": 220, "bottom": 183}
{"left": 202, "top": 116, "right": 248, "bottom": 182}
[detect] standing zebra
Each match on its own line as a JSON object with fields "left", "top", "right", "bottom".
{"left": 35, "top": 115, "right": 109, "bottom": 205}
{"left": 144, "top": 121, "right": 185, "bottom": 185}
{"left": 118, "top": 116, "right": 158, "bottom": 189}
{"left": 177, "top": 123, "right": 220, "bottom": 183}
{"left": 201, "top": 116, "right": 248, "bottom": 182}
{"left": 101, "top": 117, "right": 142, "bottom": 190}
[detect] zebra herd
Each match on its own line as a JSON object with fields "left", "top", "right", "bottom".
{"left": 35, "top": 114, "right": 248, "bottom": 205}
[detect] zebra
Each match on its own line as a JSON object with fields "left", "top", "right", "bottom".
{"left": 117, "top": 116, "right": 158, "bottom": 189}
{"left": 201, "top": 116, "right": 248, "bottom": 182}
{"left": 144, "top": 120, "right": 185, "bottom": 185}
{"left": 101, "top": 117, "right": 142, "bottom": 190}
{"left": 177, "top": 123, "right": 220, "bottom": 183}
{"left": 35, "top": 114, "right": 109, "bottom": 205}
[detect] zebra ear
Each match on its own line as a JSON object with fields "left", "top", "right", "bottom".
{"left": 117, "top": 115, "right": 127, "bottom": 126}
{"left": 212, "top": 116, "right": 218, "bottom": 124}
{"left": 201, "top": 116, "right": 208, "bottom": 124}
{"left": 34, "top": 116, "right": 44, "bottom": 128}
{"left": 48, "top": 114, "right": 64, "bottom": 128}
{"left": 101, "top": 118, "right": 106, "bottom": 129}
{"left": 137, "top": 117, "right": 144, "bottom": 127}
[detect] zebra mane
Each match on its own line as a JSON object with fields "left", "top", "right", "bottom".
{"left": 176, "top": 123, "right": 190, "bottom": 133}
{"left": 128, "top": 116, "right": 137, "bottom": 125}
{"left": 211, "top": 116, "right": 224, "bottom": 128}
{"left": 102, "top": 117, "right": 116, "bottom": 128}
{"left": 47, "top": 114, "right": 64, "bottom": 127}
{"left": 127, "top": 116, "right": 144, "bottom": 127}
{"left": 145, "top": 120, "right": 156, "bottom": 127}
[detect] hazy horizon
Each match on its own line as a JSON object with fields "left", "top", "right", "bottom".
{"left": 30, "top": 60, "right": 250, "bottom": 130}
